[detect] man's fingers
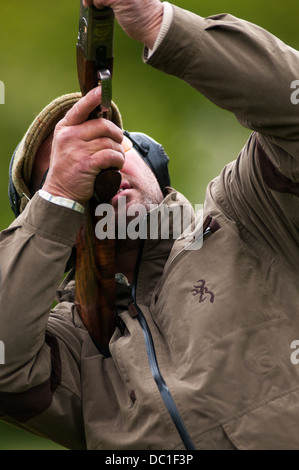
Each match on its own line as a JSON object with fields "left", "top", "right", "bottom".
{"left": 91, "top": 149, "right": 125, "bottom": 172}
{"left": 84, "top": 1, "right": 111, "bottom": 8}
{"left": 74, "top": 117, "right": 124, "bottom": 144}
{"left": 88, "top": 137, "right": 125, "bottom": 155}
{"left": 62, "top": 87, "right": 102, "bottom": 127}
{"left": 79, "top": 137, "right": 125, "bottom": 164}
{"left": 57, "top": 87, "right": 124, "bottom": 144}
{"left": 83, "top": 1, "right": 94, "bottom": 8}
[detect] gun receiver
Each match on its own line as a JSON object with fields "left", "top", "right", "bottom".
{"left": 77, "top": 3, "right": 114, "bottom": 116}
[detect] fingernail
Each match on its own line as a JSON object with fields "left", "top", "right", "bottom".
{"left": 95, "top": 86, "right": 101, "bottom": 97}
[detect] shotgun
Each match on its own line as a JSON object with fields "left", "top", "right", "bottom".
{"left": 75, "top": 1, "right": 120, "bottom": 356}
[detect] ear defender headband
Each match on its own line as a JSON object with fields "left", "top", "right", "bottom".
{"left": 123, "top": 131, "right": 170, "bottom": 193}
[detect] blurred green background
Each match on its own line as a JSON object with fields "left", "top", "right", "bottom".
{"left": 0, "top": 0, "right": 298, "bottom": 450}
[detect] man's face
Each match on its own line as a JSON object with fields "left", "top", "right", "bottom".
{"left": 111, "top": 136, "right": 164, "bottom": 215}
{"left": 32, "top": 132, "right": 164, "bottom": 217}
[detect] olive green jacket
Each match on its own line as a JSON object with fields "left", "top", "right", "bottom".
{"left": 0, "top": 5, "right": 298, "bottom": 450}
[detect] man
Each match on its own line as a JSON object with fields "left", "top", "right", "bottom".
{"left": 0, "top": 0, "right": 298, "bottom": 450}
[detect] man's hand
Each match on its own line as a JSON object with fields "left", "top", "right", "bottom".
{"left": 42, "top": 87, "right": 125, "bottom": 204}
{"left": 82, "top": 0, "right": 163, "bottom": 49}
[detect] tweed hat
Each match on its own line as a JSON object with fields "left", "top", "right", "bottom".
{"left": 8, "top": 92, "right": 123, "bottom": 217}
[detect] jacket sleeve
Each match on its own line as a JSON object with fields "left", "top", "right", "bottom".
{"left": 147, "top": 5, "right": 299, "bottom": 269}
{"left": 0, "top": 194, "right": 86, "bottom": 448}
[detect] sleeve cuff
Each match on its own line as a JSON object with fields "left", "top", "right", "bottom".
{"left": 22, "top": 193, "right": 85, "bottom": 247}
{"left": 143, "top": 2, "right": 174, "bottom": 62}
{"left": 38, "top": 189, "right": 85, "bottom": 214}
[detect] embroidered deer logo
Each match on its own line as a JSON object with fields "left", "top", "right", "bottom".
{"left": 191, "top": 280, "right": 215, "bottom": 304}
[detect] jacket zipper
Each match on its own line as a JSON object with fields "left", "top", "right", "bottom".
{"left": 129, "top": 225, "right": 213, "bottom": 450}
